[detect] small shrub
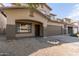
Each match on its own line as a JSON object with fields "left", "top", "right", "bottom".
{"left": 70, "top": 33, "right": 78, "bottom": 37}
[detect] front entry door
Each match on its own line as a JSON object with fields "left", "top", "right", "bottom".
{"left": 35, "top": 24, "right": 40, "bottom": 37}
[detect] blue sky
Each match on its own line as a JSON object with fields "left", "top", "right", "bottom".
{"left": 48, "top": 3, "right": 79, "bottom": 21}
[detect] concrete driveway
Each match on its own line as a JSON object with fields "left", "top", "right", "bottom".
{"left": 31, "top": 35, "right": 79, "bottom": 56}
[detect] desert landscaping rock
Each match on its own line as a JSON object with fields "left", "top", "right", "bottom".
{"left": 0, "top": 35, "right": 79, "bottom": 56}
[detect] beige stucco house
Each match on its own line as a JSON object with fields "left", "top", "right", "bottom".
{"left": 63, "top": 18, "right": 78, "bottom": 35}
{"left": 0, "top": 3, "right": 74, "bottom": 39}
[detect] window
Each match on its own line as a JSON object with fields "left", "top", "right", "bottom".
{"left": 16, "top": 23, "right": 32, "bottom": 33}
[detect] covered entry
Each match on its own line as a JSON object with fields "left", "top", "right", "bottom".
{"left": 15, "top": 20, "right": 43, "bottom": 37}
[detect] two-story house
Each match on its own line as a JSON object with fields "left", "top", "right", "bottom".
{"left": 0, "top": 3, "right": 65, "bottom": 39}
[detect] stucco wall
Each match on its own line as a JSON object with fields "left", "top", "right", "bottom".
{"left": 47, "top": 21, "right": 64, "bottom": 27}
{"left": 3, "top": 9, "right": 48, "bottom": 27}
{"left": 0, "top": 12, "right": 7, "bottom": 34}
{"left": 3, "top": 8, "right": 47, "bottom": 37}
{"left": 0, "top": 12, "right": 7, "bottom": 29}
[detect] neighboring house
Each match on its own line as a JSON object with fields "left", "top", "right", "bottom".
{"left": 0, "top": 3, "right": 77, "bottom": 39}
{"left": 72, "top": 22, "right": 79, "bottom": 34}
{"left": 63, "top": 18, "right": 78, "bottom": 35}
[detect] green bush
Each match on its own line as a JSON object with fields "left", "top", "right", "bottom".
{"left": 70, "top": 33, "right": 78, "bottom": 37}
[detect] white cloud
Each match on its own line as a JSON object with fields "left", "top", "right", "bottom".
{"left": 67, "top": 4, "right": 79, "bottom": 21}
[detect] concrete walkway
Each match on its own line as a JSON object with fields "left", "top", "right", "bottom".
{"left": 0, "top": 35, "right": 79, "bottom": 56}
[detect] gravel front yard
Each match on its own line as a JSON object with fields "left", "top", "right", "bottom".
{"left": 0, "top": 35, "right": 79, "bottom": 56}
